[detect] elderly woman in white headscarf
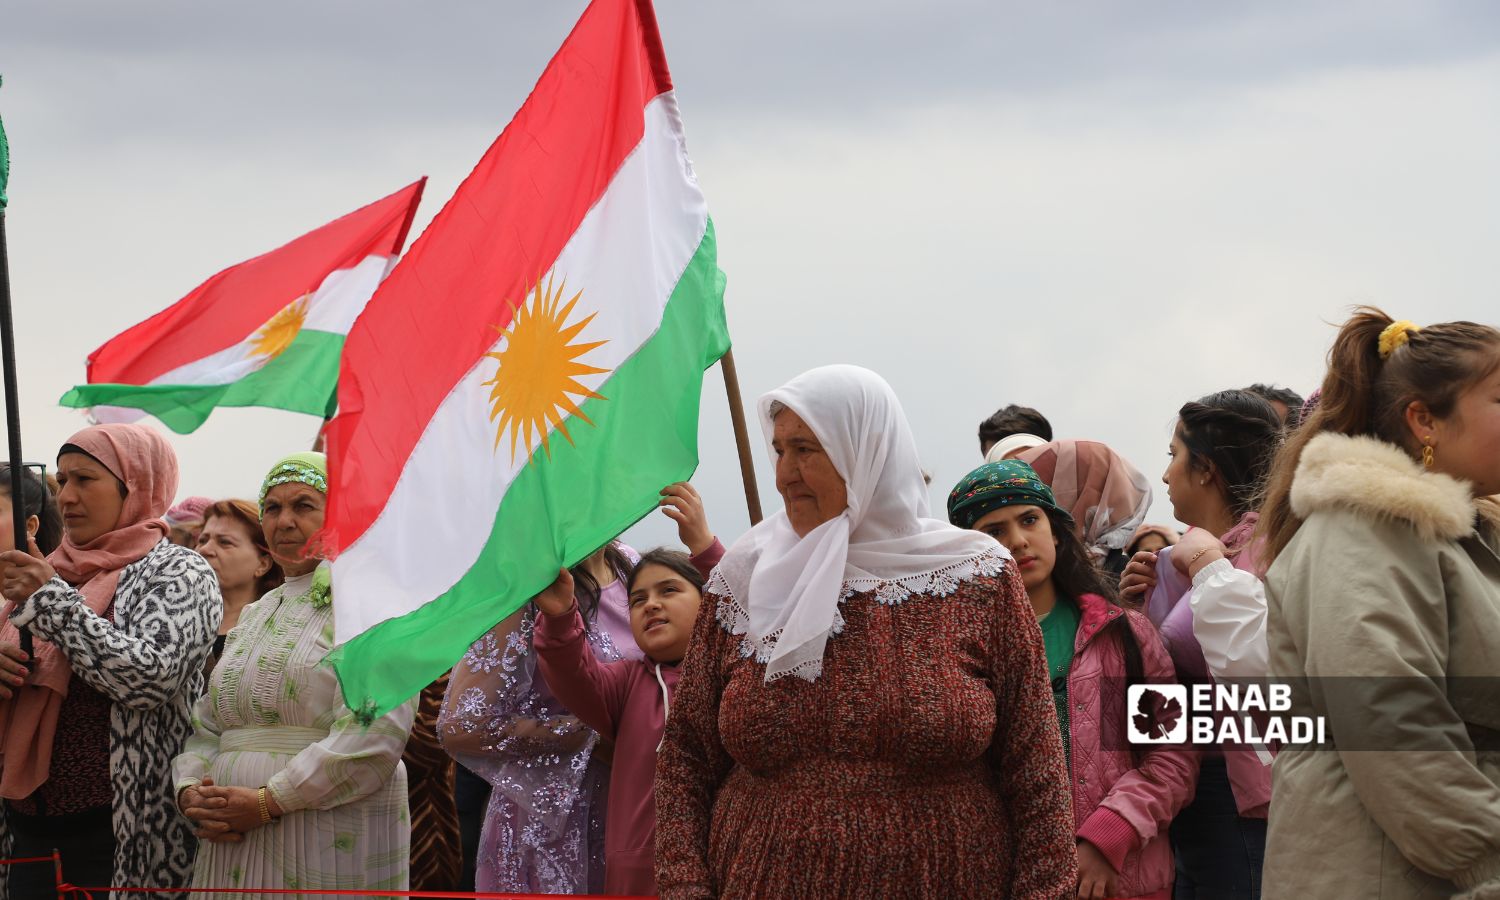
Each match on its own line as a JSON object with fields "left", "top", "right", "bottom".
{"left": 655, "top": 366, "right": 1076, "bottom": 900}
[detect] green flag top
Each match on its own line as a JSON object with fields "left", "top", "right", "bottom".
{"left": 0, "top": 74, "right": 9, "bottom": 209}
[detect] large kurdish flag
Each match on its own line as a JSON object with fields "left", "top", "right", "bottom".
{"left": 59, "top": 181, "right": 426, "bottom": 433}
{"left": 322, "top": 0, "right": 729, "bottom": 718}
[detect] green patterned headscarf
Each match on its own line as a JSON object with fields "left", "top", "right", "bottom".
{"left": 259, "top": 451, "right": 328, "bottom": 511}
{"left": 947, "top": 460, "right": 1071, "bottom": 530}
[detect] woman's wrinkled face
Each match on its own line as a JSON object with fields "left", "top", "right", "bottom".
{"left": 55, "top": 453, "right": 126, "bottom": 546}
{"left": 1163, "top": 424, "right": 1215, "bottom": 529}
{"left": 1430, "top": 360, "right": 1500, "bottom": 497}
{"left": 260, "top": 482, "right": 326, "bottom": 576}
{"left": 627, "top": 563, "right": 703, "bottom": 663}
{"left": 970, "top": 504, "right": 1057, "bottom": 594}
{"left": 773, "top": 408, "right": 848, "bottom": 538}
{"left": 198, "top": 513, "right": 272, "bottom": 594}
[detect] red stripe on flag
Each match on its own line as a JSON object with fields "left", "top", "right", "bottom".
{"left": 86, "top": 179, "right": 426, "bottom": 385}
{"left": 323, "top": 0, "right": 674, "bottom": 552}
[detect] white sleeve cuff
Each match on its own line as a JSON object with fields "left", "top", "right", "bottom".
{"left": 1191, "top": 556, "right": 1237, "bottom": 590}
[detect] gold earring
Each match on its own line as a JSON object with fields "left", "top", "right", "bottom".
{"left": 1422, "top": 440, "right": 1435, "bottom": 470}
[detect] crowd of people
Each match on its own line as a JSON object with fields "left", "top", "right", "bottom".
{"left": 0, "top": 304, "right": 1496, "bottom": 899}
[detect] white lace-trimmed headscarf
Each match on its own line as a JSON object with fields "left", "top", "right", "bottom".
{"left": 712, "top": 365, "right": 1009, "bottom": 683}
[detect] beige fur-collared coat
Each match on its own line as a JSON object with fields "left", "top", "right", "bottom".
{"left": 1263, "top": 431, "right": 1500, "bottom": 899}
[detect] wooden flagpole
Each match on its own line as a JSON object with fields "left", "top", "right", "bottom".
{"left": 719, "top": 348, "right": 762, "bottom": 525}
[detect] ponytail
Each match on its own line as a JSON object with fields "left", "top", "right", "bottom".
{"left": 1258, "top": 306, "right": 1500, "bottom": 563}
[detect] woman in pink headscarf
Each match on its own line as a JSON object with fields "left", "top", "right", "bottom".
{"left": 1018, "top": 439, "right": 1154, "bottom": 577}
{"left": 0, "top": 424, "right": 222, "bottom": 899}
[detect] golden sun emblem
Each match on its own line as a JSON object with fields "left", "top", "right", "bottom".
{"left": 484, "top": 273, "right": 610, "bottom": 462}
{"left": 250, "top": 296, "right": 310, "bottom": 360}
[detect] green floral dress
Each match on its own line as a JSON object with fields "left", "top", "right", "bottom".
{"left": 173, "top": 564, "right": 417, "bottom": 897}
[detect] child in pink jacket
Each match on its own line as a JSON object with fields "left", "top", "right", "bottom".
{"left": 950, "top": 461, "right": 1198, "bottom": 900}
{"left": 532, "top": 483, "right": 723, "bottom": 896}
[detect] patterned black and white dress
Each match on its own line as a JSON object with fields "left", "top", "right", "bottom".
{"left": 8, "top": 538, "right": 221, "bottom": 899}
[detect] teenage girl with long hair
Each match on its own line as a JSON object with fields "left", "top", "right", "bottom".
{"left": 1256, "top": 309, "right": 1500, "bottom": 899}
{"left": 950, "top": 460, "right": 1196, "bottom": 900}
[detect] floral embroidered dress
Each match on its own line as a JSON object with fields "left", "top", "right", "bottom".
{"left": 439, "top": 550, "right": 641, "bottom": 894}
{"left": 173, "top": 565, "right": 417, "bottom": 897}
{"left": 655, "top": 558, "right": 1079, "bottom": 900}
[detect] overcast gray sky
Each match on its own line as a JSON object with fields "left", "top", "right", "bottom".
{"left": 3, "top": 0, "right": 1498, "bottom": 552}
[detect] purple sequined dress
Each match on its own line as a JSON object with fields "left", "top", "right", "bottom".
{"left": 438, "top": 546, "right": 642, "bottom": 894}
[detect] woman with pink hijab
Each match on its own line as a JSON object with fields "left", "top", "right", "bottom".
{"left": 1018, "top": 439, "right": 1154, "bottom": 577}
{"left": 0, "top": 424, "right": 221, "bottom": 898}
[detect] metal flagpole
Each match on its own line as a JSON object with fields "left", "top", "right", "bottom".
{"left": 0, "top": 74, "right": 33, "bottom": 660}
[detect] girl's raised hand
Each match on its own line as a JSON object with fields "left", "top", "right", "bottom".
{"left": 532, "top": 568, "right": 576, "bottom": 617}
{"left": 659, "top": 483, "right": 714, "bottom": 556}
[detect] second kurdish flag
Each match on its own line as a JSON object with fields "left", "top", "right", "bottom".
{"left": 59, "top": 180, "right": 426, "bottom": 433}
{"left": 322, "top": 0, "right": 729, "bottom": 718}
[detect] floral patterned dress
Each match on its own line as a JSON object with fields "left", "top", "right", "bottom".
{"left": 173, "top": 565, "right": 417, "bottom": 897}
{"left": 439, "top": 559, "right": 641, "bottom": 894}
{"left": 655, "top": 564, "right": 1078, "bottom": 899}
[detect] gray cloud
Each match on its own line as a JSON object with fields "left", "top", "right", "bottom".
{"left": 2, "top": 1, "right": 1498, "bottom": 554}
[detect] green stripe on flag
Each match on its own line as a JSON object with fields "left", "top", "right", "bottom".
{"left": 59, "top": 328, "right": 345, "bottom": 433}
{"left": 328, "top": 221, "right": 729, "bottom": 720}
{"left": 1, "top": 74, "right": 10, "bottom": 209}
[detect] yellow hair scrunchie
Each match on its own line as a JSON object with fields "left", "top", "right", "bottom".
{"left": 1378, "top": 320, "right": 1420, "bottom": 359}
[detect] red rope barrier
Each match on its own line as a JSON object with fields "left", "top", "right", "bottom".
{"left": 4, "top": 854, "right": 650, "bottom": 898}
{"left": 58, "top": 888, "right": 641, "bottom": 899}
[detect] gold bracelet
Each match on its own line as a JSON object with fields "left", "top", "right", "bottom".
{"left": 1186, "top": 547, "right": 1213, "bottom": 569}
{"left": 257, "top": 786, "right": 273, "bottom": 824}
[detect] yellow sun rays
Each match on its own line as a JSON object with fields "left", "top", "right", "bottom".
{"left": 484, "top": 272, "right": 610, "bottom": 463}
{"left": 250, "top": 296, "right": 310, "bottom": 360}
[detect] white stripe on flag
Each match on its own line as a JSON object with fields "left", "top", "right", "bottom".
{"left": 332, "top": 92, "right": 707, "bottom": 644}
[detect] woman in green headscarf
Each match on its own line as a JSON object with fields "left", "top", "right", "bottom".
{"left": 173, "top": 452, "right": 418, "bottom": 897}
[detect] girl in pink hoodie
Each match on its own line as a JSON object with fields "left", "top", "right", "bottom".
{"left": 532, "top": 482, "right": 723, "bottom": 896}
{"left": 950, "top": 460, "right": 1198, "bottom": 900}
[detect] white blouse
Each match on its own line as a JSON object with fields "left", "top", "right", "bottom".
{"left": 1188, "top": 557, "right": 1269, "bottom": 680}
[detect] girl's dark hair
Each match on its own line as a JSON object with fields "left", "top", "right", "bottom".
{"left": 978, "top": 404, "right": 1054, "bottom": 452}
{"left": 1243, "top": 383, "right": 1306, "bottom": 429}
{"left": 202, "top": 498, "right": 285, "bottom": 597}
{"left": 0, "top": 466, "right": 63, "bottom": 554}
{"left": 570, "top": 542, "right": 636, "bottom": 626}
{"left": 627, "top": 548, "right": 707, "bottom": 595}
{"left": 1047, "top": 506, "right": 1120, "bottom": 607}
{"left": 1177, "top": 390, "right": 1282, "bottom": 519}
{"left": 1043, "top": 506, "right": 1144, "bottom": 753}
{"left": 1259, "top": 307, "right": 1500, "bottom": 563}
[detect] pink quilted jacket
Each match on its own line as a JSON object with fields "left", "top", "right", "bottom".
{"left": 1069, "top": 593, "right": 1199, "bottom": 898}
